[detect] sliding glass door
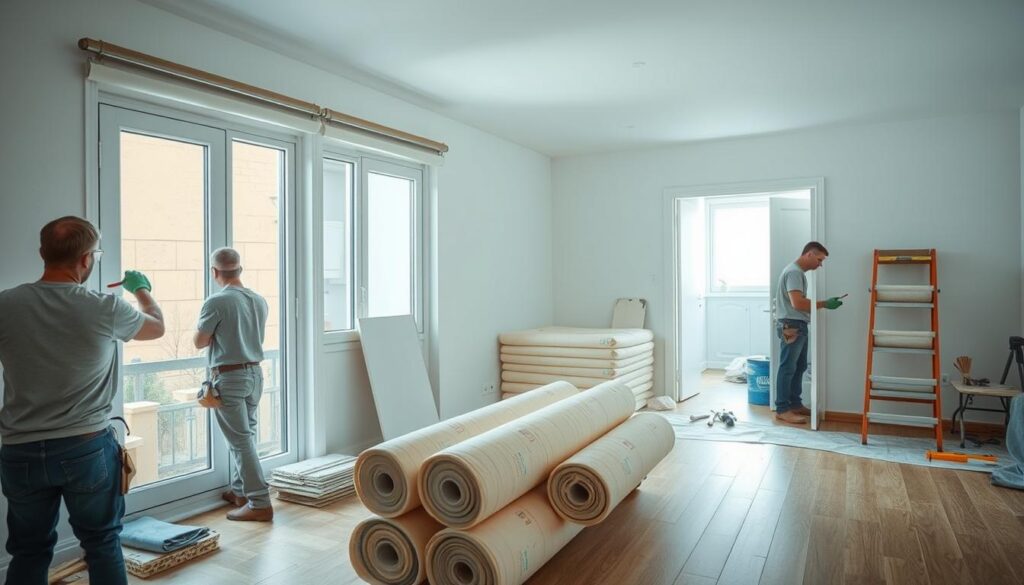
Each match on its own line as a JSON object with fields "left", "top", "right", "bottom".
{"left": 98, "top": 103, "right": 296, "bottom": 513}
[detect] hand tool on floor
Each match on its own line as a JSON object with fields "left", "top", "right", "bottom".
{"left": 689, "top": 413, "right": 710, "bottom": 422}
{"left": 925, "top": 450, "right": 999, "bottom": 465}
{"left": 708, "top": 409, "right": 736, "bottom": 428}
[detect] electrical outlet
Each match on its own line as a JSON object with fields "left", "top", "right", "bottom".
{"left": 481, "top": 383, "right": 496, "bottom": 395}
{"left": 940, "top": 372, "right": 949, "bottom": 384}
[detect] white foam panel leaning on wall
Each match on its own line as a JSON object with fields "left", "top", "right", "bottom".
{"left": 425, "top": 487, "right": 583, "bottom": 585}
{"left": 349, "top": 508, "right": 443, "bottom": 585}
{"left": 355, "top": 382, "right": 579, "bottom": 517}
{"left": 418, "top": 381, "right": 636, "bottom": 528}
{"left": 547, "top": 412, "right": 674, "bottom": 526}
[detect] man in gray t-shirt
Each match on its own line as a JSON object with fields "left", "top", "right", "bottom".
{"left": 774, "top": 241, "right": 844, "bottom": 424}
{"left": 0, "top": 216, "right": 164, "bottom": 584}
{"left": 193, "top": 247, "right": 272, "bottom": 522}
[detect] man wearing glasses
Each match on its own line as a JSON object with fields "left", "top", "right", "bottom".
{"left": 0, "top": 216, "right": 164, "bottom": 584}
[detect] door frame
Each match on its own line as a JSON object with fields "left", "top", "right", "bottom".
{"left": 662, "top": 178, "right": 827, "bottom": 415}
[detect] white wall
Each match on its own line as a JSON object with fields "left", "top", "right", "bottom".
{"left": 553, "top": 112, "right": 1021, "bottom": 416}
{"left": 0, "top": 0, "right": 552, "bottom": 565}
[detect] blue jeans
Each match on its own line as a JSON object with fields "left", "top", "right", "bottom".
{"left": 0, "top": 428, "right": 127, "bottom": 585}
{"left": 775, "top": 319, "right": 809, "bottom": 413}
{"left": 214, "top": 368, "right": 271, "bottom": 508}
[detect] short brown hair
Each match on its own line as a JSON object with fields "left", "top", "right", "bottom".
{"left": 40, "top": 216, "right": 99, "bottom": 266}
{"left": 802, "top": 241, "right": 829, "bottom": 256}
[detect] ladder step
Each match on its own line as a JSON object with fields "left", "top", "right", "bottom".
{"left": 875, "top": 302, "right": 934, "bottom": 308}
{"left": 876, "top": 249, "right": 933, "bottom": 264}
{"left": 870, "top": 390, "right": 937, "bottom": 401}
{"left": 870, "top": 375, "right": 937, "bottom": 387}
{"left": 872, "top": 347, "right": 935, "bottom": 355}
{"left": 867, "top": 412, "right": 939, "bottom": 427}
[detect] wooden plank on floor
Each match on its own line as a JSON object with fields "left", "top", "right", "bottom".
{"left": 908, "top": 501, "right": 974, "bottom": 585}
{"left": 681, "top": 494, "right": 754, "bottom": 579}
{"left": 802, "top": 514, "right": 846, "bottom": 585}
{"left": 953, "top": 471, "right": 1024, "bottom": 584}
{"left": 844, "top": 519, "right": 885, "bottom": 585}
{"left": 759, "top": 449, "right": 820, "bottom": 584}
{"left": 718, "top": 488, "right": 787, "bottom": 585}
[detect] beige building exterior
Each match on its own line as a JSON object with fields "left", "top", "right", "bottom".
{"left": 119, "top": 134, "right": 284, "bottom": 486}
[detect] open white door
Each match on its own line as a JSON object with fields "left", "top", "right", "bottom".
{"left": 675, "top": 198, "right": 706, "bottom": 401}
{"left": 768, "top": 194, "right": 812, "bottom": 420}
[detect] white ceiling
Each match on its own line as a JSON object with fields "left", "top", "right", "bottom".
{"left": 144, "top": 0, "right": 1024, "bottom": 156}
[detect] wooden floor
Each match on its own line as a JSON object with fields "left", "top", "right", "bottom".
{"left": 67, "top": 373, "right": 1024, "bottom": 584}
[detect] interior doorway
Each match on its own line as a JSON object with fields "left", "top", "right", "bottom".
{"left": 663, "top": 179, "right": 826, "bottom": 428}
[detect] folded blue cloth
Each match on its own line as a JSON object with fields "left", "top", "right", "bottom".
{"left": 120, "top": 516, "right": 210, "bottom": 553}
{"left": 992, "top": 394, "right": 1024, "bottom": 490}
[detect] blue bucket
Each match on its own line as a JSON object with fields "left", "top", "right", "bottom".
{"left": 746, "top": 356, "right": 770, "bottom": 405}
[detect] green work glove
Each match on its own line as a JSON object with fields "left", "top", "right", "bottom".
{"left": 120, "top": 270, "right": 152, "bottom": 293}
{"left": 824, "top": 297, "right": 843, "bottom": 310}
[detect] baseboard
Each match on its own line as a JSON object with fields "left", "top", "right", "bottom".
{"left": 824, "top": 410, "right": 1006, "bottom": 434}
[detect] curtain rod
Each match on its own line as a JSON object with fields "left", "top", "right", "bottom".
{"left": 78, "top": 38, "right": 449, "bottom": 156}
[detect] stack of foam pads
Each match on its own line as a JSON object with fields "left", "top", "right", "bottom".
{"left": 270, "top": 453, "right": 357, "bottom": 507}
{"left": 499, "top": 326, "right": 655, "bottom": 410}
{"left": 348, "top": 380, "right": 676, "bottom": 585}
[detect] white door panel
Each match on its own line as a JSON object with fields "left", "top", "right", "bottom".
{"left": 768, "top": 194, "right": 811, "bottom": 415}
{"left": 676, "top": 198, "right": 706, "bottom": 401}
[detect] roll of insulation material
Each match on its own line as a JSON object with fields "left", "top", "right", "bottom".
{"left": 501, "top": 366, "right": 653, "bottom": 389}
{"left": 499, "top": 351, "right": 650, "bottom": 369}
{"left": 419, "top": 381, "right": 636, "bottom": 529}
{"left": 349, "top": 508, "right": 443, "bottom": 585}
{"left": 500, "top": 341, "right": 654, "bottom": 359}
{"left": 872, "top": 330, "right": 935, "bottom": 349}
{"left": 355, "top": 382, "right": 579, "bottom": 517}
{"left": 500, "top": 356, "right": 654, "bottom": 379}
{"left": 425, "top": 488, "right": 583, "bottom": 585}
{"left": 546, "top": 413, "right": 674, "bottom": 525}
{"left": 633, "top": 392, "right": 654, "bottom": 410}
{"left": 875, "top": 285, "right": 933, "bottom": 303}
{"left": 498, "top": 326, "right": 653, "bottom": 348}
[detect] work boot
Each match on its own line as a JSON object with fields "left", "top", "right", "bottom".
{"left": 775, "top": 411, "right": 808, "bottom": 424}
{"left": 791, "top": 405, "right": 812, "bottom": 416}
{"left": 227, "top": 503, "right": 274, "bottom": 522}
{"left": 222, "top": 490, "right": 247, "bottom": 507}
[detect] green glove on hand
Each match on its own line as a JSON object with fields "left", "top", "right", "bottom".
{"left": 120, "top": 270, "right": 152, "bottom": 294}
{"left": 824, "top": 297, "right": 843, "bottom": 310}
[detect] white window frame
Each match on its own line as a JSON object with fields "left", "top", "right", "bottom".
{"left": 320, "top": 147, "right": 428, "bottom": 345}
{"left": 705, "top": 197, "right": 770, "bottom": 295}
{"left": 88, "top": 92, "right": 303, "bottom": 516}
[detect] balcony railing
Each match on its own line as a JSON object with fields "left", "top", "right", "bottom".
{"left": 124, "top": 350, "right": 282, "bottom": 481}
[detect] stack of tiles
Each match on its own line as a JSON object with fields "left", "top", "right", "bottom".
{"left": 269, "top": 453, "right": 357, "bottom": 507}
{"left": 499, "top": 326, "right": 655, "bottom": 410}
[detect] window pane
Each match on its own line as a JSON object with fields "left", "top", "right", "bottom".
{"left": 711, "top": 205, "right": 769, "bottom": 291}
{"left": 323, "top": 159, "right": 354, "bottom": 332}
{"left": 366, "top": 172, "right": 413, "bottom": 318}
{"left": 120, "top": 131, "right": 210, "bottom": 488}
{"left": 232, "top": 140, "right": 285, "bottom": 458}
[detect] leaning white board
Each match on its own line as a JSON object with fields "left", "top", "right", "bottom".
{"left": 358, "top": 315, "right": 439, "bottom": 440}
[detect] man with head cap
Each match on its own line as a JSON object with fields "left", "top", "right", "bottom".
{"left": 0, "top": 216, "right": 164, "bottom": 584}
{"left": 193, "top": 247, "right": 273, "bottom": 521}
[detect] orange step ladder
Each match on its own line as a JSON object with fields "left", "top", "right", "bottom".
{"left": 861, "top": 249, "right": 943, "bottom": 450}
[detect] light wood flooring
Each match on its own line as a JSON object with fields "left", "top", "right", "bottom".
{"left": 63, "top": 372, "right": 1024, "bottom": 584}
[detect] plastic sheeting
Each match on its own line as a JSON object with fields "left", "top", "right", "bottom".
{"left": 349, "top": 508, "right": 443, "bottom": 585}
{"left": 425, "top": 488, "right": 583, "bottom": 585}
{"left": 547, "top": 413, "right": 674, "bottom": 525}
{"left": 419, "top": 381, "right": 636, "bottom": 528}
{"left": 355, "top": 382, "right": 579, "bottom": 517}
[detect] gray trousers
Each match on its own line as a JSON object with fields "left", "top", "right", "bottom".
{"left": 213, "top": 368, "right": 271, "bottom": 508}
